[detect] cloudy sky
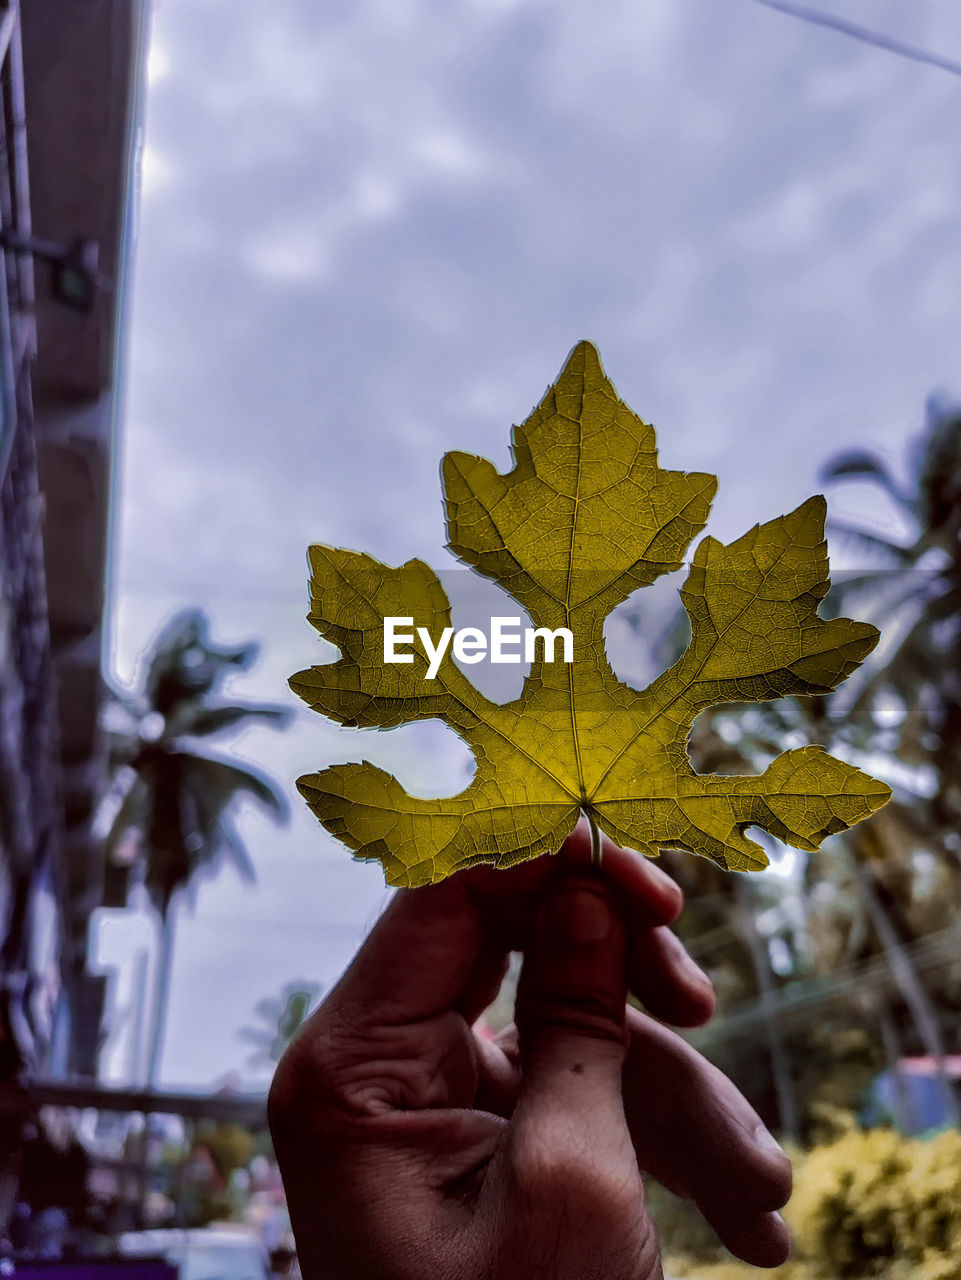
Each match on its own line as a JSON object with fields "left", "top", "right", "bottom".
{"left": 95, "top": 0, "right": 961, "bottom": 1089}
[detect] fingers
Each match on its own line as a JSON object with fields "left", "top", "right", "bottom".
{"left": 456, "top": 939, "right": 512, "bottom": 1026}
{"left": 628, "top": 927, "right": 716, "bottom": 1027}
{"left": 512, "top": 875, "right": 629, "bottom": 1125}
{"left": 267, "top": 874, "right": 490, "bottom": 1136}
{"left": 318, "top": 875, "right": 488, "bottom": 1029}
{"left": 558, "top": 828, "right": 713, "bottom": 1023}
{"left": 562, "top": 828, "right": 713, "bottom": 1025}
{"left": 317, "top": 821, "right": 687, "bottom": 1033}
{"left": 476, "top": 1009, "right": 792, "bottom": 1268}
{"left": 547, "top": 827, "right": 715, "bottom": 1028}
{"left": 470, "top": 924, "right": 714, "bottom": 1046}
{"left": 462, "top": 820, "right": 683, "bottom": 946}
{"left": 500, "top": 878, "right": 661, "bottom": 1277}
{"left": 621, "top": 1009, "right": 792, "bottom": 1268}
{"left": 463, "top": 822, "right": 707, "bottom": 1027}
{"left": 473, "top": 1030, "right": 519, "bottom": 1116}
{"left": 277, "top": 825, "right": 707, "bottom": 1138}
{"left": 560, "top": 822, "right": 683, "bottom": 924}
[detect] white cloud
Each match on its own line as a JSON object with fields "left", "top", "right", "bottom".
{"left": 138, "top": 143, "right": 175, "bottom": 195}
{"left": 146, "top": 40, "right": 171, "bottom": 87}
{"left": 242, "top": 228, "right": 331, "bottom": 286}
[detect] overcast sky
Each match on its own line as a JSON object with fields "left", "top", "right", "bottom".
{"left": 95, "top": 0, "right": 961, "bottom": 1090}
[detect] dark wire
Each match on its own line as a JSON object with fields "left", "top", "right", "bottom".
{"left": 753, "top": 0, "right": 961, "bottom": 81}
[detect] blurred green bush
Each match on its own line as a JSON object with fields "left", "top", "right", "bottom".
{"left": 661, "top": 1126, "right": 961, "bottom": 1280}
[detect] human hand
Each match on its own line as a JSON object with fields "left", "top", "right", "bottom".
{"left": 269, "top": 826, "right": 792, "bottom": 1279}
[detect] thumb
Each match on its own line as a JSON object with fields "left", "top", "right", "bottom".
{"left": 514, "top": 874, "right": 629, "bottom": 1111}
{"left": 501, "top": 879, "right": 660, "bottom": 1280}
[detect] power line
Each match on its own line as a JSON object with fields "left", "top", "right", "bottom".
{"left": 753, "top": 0, "right": 961, "bottom": 81}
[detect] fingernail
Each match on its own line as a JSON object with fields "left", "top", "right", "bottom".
{"left": 667, "top": 931, "right": 713, "bottom": 988}
{"left": 684, "top": 954, "right": 713, "bottom": 989}
{"left": 547, "top": 886, "right": 612, "bottom": 943}
{"left": 754, "top": 1125, "right": 785, "bottom": 1159}
{"left": 648, "top": 861, "right": 682, "bottom": 901}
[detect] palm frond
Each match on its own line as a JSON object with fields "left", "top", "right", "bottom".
{"left": 825, "top": 572, "right": 931, "bottom": 640}
{"left": 820, "top": 449, "right": 916, "bottom": 516}
{"left": 238, "top": 980, "right": 322, "bottom": 1071}
{"left": 167, "top": 701, "right": 294, "bottom": 739}
{"left": 826, "top": 520, "right": 915, "bottom": 564}
{"left": 144, "top": 609, "right": 260, "bottom": 716}
{"left": 916, "top": 409, "right": 961, "bottom": 541}
{"left": 840, "top": 587, "right": 953, "bottom": 729}
{"left": 827, "top": 569, "right": 921, "bottom": 604}
{"left": 143, "top": 609, "right": 207, "bottom": 704}
{"left": 217, "top": 815, "right": 258, "bottom": 884}
{"left": 101, "top": 677, "right": 151, "bottom": 724}
{"left": 237, "top": 1026, "right": 273, "bottom": 1047}
{"left": 185, "top": 751, "right": 290, "bottom": 822}
{"left": 98, "top": 768, "right": 150, "bottom": 859}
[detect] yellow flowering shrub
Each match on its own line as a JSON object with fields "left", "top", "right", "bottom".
{"left": 663, "top": 1127, "right": 961, "bottom": 1280}
{"left": 790, "top": 1128, "right": 961, "bottom": 1276}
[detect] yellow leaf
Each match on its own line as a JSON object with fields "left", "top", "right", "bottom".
{"left": 292, "top": 342, "right": 890, "bottom": 885}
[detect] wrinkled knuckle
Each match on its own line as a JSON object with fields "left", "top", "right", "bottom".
{"left": 509, "top": 1139, "right": 633, "bottom": 1213}
{"left": 267, "top": 1042, "right": 314, "bottom": 1137}
{"left": 518, "top": 991, "right": 627, "bottom": 1045}
{"left": 266, "top": 1015, "right": 344, "bottom": 1138}
{"left": 509, "top": 1144, "right": 587, "bottom": 1202}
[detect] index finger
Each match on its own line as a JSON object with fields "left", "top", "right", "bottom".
{"left": 319, "top": 824, "right": 683, "bottom": 1030}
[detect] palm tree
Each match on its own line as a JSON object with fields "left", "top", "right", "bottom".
{"left": 822, "top": 399, "right": 961, "bottom": 841}
{"left": 817, "top": 400, "right": 961, "bottom": 1124}
{"left": 672, "top": 695, "right": 960, "bottom": 1132}
{"left": 101, "top": 609, "right": 293, "bottom": 1086}
{"left": 676, "top": 403, "right": 961, "bottom": 1126}
{"left": 238, "top": 979, "right": 321, "bottom": 1073}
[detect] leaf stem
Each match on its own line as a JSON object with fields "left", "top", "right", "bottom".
{"left": 585, "top": 807, "right": 602, "bottom": 868}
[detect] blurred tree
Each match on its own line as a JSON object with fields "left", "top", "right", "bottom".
{"left": 100, "top": 609, "right": 293, "bottom": 1086}
{"left": 673, "top": 401, "right": 961, "bottom": 1132}
{"left": 822, "top": 398, "right": 961, "bottom": 851}
{"left": 619, "top": 593, "right": 813, "bottom": 1133}
{"left": 238, "top": 979, "right": 321, "bottom": 1072}
{"left": 821, "top": 401, "right": 961, "bottom": 1090}
{"left": 679, "top": 692, "right": 960, "bottom": 1132}
{"left": 197, "top": 1120, "right": 254, "bottom": 1184}
{"left": 627, "top": 398, "right": 961, "bottom": 1127}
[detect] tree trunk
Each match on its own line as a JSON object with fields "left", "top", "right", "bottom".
{"left": 146, "top": 905, "right": 177, "bottom": 1089}
{"left": 877, "top": 997, "right": 914, "bottom": 1132}
{"left": 845, "top": 841, "right": 960, "bottom": 1126}
{"left": 136, "top": 906, "right": 177, "bottom": 1224}
{"left": 736, "top": 879, "right": 799, "bottom": 1140}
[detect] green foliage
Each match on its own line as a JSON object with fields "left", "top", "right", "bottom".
{"left": 643, "top": 398, "right": 961, "bottom": 1140}
{"left": 293, "top": 341, "right": 888, "bottom": 886}
{"left": 100, "top": 608, "right": 294, "bottom": 1085}
{"left": 823, "top": 403, "right": 961, "bottom": 844}
{"left": 103, "top": 608, "right": 292, "bottom": 917}
{"left": 195, "top": 1121, "right": 254, "bottom": 1182}
{"left": 239, "top": 979, "right": 321, "bottom": 1070}
{"left": 664, "top": 1127, "right": 961, "bottom": 1280}
{"left": 789, "top": 1128, "right": 961, "bottom": 1277}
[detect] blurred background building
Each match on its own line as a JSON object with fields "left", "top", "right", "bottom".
{"left": 0, "top": 0, "right": 146, "bottom": 1223}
